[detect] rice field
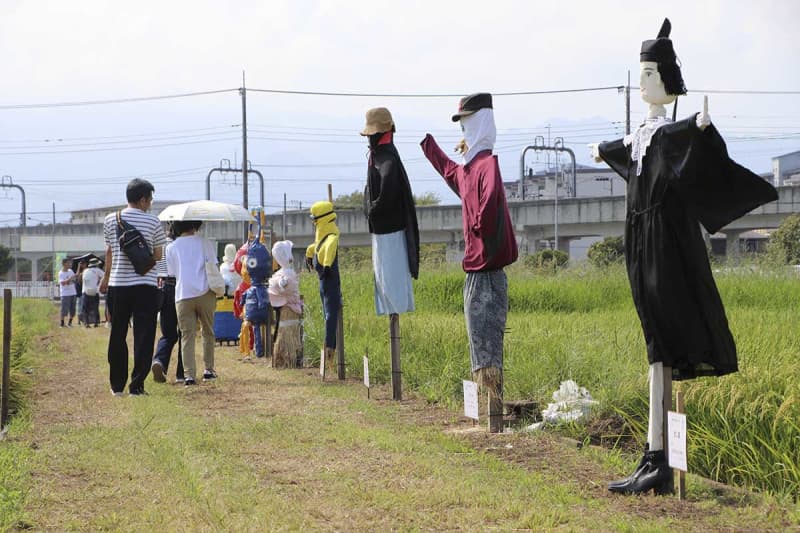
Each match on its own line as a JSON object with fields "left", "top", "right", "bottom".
{"left": 300, "top": 262, "right": 800, "bottom": 499}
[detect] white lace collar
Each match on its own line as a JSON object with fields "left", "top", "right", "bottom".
{"left": 624, "top": 116, "right": 672, "bottom": 176}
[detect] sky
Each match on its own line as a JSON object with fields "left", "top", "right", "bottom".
{"left": 0, "top": 0, "right": 798, "bottom": 226}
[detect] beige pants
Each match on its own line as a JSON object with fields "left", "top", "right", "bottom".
{"left": 176, "top": 290, "right": 217, "bottom": 380}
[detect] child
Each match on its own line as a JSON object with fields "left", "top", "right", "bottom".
{"left": 58, "top": 258, "right": 78, "bottom": 327}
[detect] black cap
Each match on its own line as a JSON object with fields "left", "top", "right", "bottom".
{"left": 640, "top": 18, "right": 677, "bottom": 64}
{"left": 451, "top": 93, "right": 493, "bottom": 122}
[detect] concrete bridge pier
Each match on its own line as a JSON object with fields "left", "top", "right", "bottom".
{"left": 725, "top": 230, "right": 744, "bottom": 262}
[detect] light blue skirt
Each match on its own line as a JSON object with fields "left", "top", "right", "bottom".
{"left": 372, "top": 230, "right": 415, "bottom": 315}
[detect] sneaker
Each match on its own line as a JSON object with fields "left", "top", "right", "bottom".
{"left": 151, "top": 361, "right": 166, "bottom": 383}
{"left": 129, "top": 388, "right": 147, "bottom": 396}
{"left": 202, "top": 370, "right": 217, "bottom": 382}
{"left": 184, "top": 378, "right": 197, "bottom": 386}
{"left": 175, "top": 376, "right": 185, "bottom": 384}
{"left": 110, "top": 389, "right": 124, "bottom": 397}
{"left": 60, "top": 323, "right": 65, "bottom": 328}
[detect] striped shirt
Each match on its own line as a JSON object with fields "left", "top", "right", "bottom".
{"left": 103, "top": 208, "right": 167, "bottom": 287}
{"left": 154, "top": 237, "right": 174, "bottom": 277}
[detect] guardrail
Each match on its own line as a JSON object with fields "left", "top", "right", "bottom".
{"left": 0, "top": 282, "right": 59, "bottom": 300}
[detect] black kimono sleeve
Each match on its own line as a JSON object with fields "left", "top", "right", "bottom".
{"left": 598, "top": 138, "right": 631, "bottom": 182}
{"left": 663, "top": 116, "right": 778, "bottom": 234}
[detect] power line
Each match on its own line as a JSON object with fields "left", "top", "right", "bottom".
{"left": 625, "top": 86, "right": 800, "bottom": 95}
{"left": 248, "top": 86, "right": 625, "bottom": 97}
{"left": 0, "top": 89, "right": 238, "bottom": 109}
{"left": 0, "top": 125, "right": 240, "bottom": 144}
{"left": 0, "top": 135, "right": 240, "bottom": 155}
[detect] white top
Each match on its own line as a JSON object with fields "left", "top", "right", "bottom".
{"left": 58, "top": 269, "right": 77, "bottom": 297}
{"left": 82, "top": 267, "right": 103, "bottom": 296}
{"left": 166, "top": 234, "right": 216, "bottom": 302}
{"left": 103, "top": 207, "right": 166, "bottom": 287}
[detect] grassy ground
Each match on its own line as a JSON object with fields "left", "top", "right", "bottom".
{"left": 299, "top": 264, "right": 800, "bottom": 499}
{"left": 0, "top": 305, "right": 797, "bottom": 531}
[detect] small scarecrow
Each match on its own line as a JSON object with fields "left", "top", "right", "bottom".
{"left": 239, "top": 218, "right": 272, "bottom": 359}
{"left": 306, "top": 200, "right": 341, "bottom": 378}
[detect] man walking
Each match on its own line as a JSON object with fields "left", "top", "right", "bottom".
{"left": 99, "top": 178, "right": 166, "bottom": 396}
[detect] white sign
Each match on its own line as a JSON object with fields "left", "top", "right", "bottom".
{"left": 667, "top": 411, "right": 687, "bottom": 472}
{"left": 463, "top": 380, "right": 479, "bottom": 420}
{"left": 363, "top": 356, "right": 370, "bottom": 388}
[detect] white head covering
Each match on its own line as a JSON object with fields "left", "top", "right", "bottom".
{"left": 461, "top": 108, "right": 496, "bottom": 164}
{"left": 223, "top": 243, "right": 237, "bottom": 263}
{"left": 272, "top": 240, "right": 294, "bottom": 269}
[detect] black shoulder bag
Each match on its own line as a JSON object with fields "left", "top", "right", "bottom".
{"left": 115, "top": 211, "right": 156, "bottom": 276}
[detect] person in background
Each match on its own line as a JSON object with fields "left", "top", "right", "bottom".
{"left": 74, "top": 259, "right": 87, "bottom": 325}
{"left": 151, "top": 222, "right": 184, "bottom": 384}
{"left": 58, "top": 258, "right": 78, "bottom": 328}
{"left": 81, "top": 258, "right": 104, "bottom": 327}
{"left": 166, "top": 220, "right": 217, "bottom": 387}
{"left": 99, "top": 178, "right": 166, "bottom": 397}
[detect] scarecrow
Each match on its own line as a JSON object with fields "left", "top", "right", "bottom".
{"left": 306, "top": 200, "right": 341, "bottom": 378}
{"left": 219, "top": 243, "right": 242, "bottom": 297}
{"left": 233, "top": 242, "right": 254, "bottom": 356}
{"left": 420, "top": 92, "right": 518, "bottom": 432}
{"left": 239, "top": 220, "right": 272, "bottom": 359}
{"left": 268, "top": 240, "right": 304, "bottom": 368}
{"left": 360, "top": 107, "right": 420, "bottom": 399}
{"left": 593, "top": 18, "right": 778, "bottom": 495}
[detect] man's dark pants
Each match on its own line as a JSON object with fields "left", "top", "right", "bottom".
{"left": 107, "top": 284, "right": 159, "bottom": 394}
{"left": 153, "top": 281, "right": 184, "bottom": 379}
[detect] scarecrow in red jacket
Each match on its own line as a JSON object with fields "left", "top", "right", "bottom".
{"left": 420, "top": 92, "right": 518, "bottom": 432}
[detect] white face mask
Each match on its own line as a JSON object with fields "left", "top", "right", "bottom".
{"left": 459, "top": 108, "right": 497, "bottom": 164}
{"left": 639, "top": 61, "right": 676, "bottom": 106}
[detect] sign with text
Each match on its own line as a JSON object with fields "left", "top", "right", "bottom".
{"left": 363, "top": 356, "right": 370, "bottom": 388}
{"left": 463, "top": 380, "right": 479, "bottom": 420}
{"left": 667, "top": 411, "right": 687, "bottom": 472}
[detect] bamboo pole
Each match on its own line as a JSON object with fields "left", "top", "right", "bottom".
{"left": 488, "top": 370, "right": 504, "bottom": 433}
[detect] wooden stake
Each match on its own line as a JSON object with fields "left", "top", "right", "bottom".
{"left": 336, "top": 308, "right": 345, "bottom": 380}
{"left": 676, "top": 387, "right": 687, "bottom": 500}
{"left": 1, "top": 290, "right": 11, "bottom": 429}
{"left": 488, "top": 369, "right": 504, "bottom": 433}
{"left": 390, "top": 313, "right": 401, "bottom": 401}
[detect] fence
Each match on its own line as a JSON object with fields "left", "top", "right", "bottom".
{"left": 0, "top": 281, "right": 58, "bottom": 300}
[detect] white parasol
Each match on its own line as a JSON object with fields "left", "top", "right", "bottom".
{"left": 157, "top": 200, "right": 254, "bottom": 222}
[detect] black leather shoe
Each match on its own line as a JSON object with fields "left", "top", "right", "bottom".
{"left": 608, "top": 449, "right": 674, "bottom": 495}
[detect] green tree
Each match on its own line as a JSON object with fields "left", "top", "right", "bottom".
{"left": 334, "top": 190, "right": 364, "bottom": 209}
{"left": 0, "top": 244, "right": 13, "bottom": 276}
{"left": 587, "top": 236, "right": 625, "bottom": 268}
{"left": 335, "top": 190, "right": 441, "bottom": 209}
{"left": 414, "top": 192, "right": 441, "bottom": 206}
{"left": 765, "top": 214, "right": 800, "bottom": 265}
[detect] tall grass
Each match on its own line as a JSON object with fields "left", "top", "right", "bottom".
{"left": 0, "top": 298, "right": 56, "bottom": 530}
{"left": 300, "top": 262, "right": 800, "bottom": 498}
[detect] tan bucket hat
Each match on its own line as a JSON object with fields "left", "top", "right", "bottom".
{"left": 360, "top": 107, "right": 395, "bottom": 136}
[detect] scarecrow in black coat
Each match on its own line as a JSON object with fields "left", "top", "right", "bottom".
{"left": 592, "top": 18, "right": 778, "bottom": 495}
{"left": 361, "top": 107, "right": 419, "bottom": 399}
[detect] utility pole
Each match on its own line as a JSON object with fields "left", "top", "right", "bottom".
{"left": 241, "top": 71, "right": 249, "bottom": 209}
{"left": 282, "top": 193, "right": 287, "bottom": 239}
{"left": 625, "top": 70, "right": 631, "bottom": 135}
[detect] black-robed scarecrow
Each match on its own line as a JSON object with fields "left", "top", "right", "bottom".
{"left": 592, "top": 18, "right": 778, "bottom": 495}
{"left": 360, "top": 107, "right": 420, "bottom": 400}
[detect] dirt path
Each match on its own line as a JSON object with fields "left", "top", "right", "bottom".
{"left": 13, "top": 323, "right": 792, "bottom": 531}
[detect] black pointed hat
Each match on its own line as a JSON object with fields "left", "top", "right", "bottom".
{"left": 640, "top": 18, "right": 687, "bottom": 95}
